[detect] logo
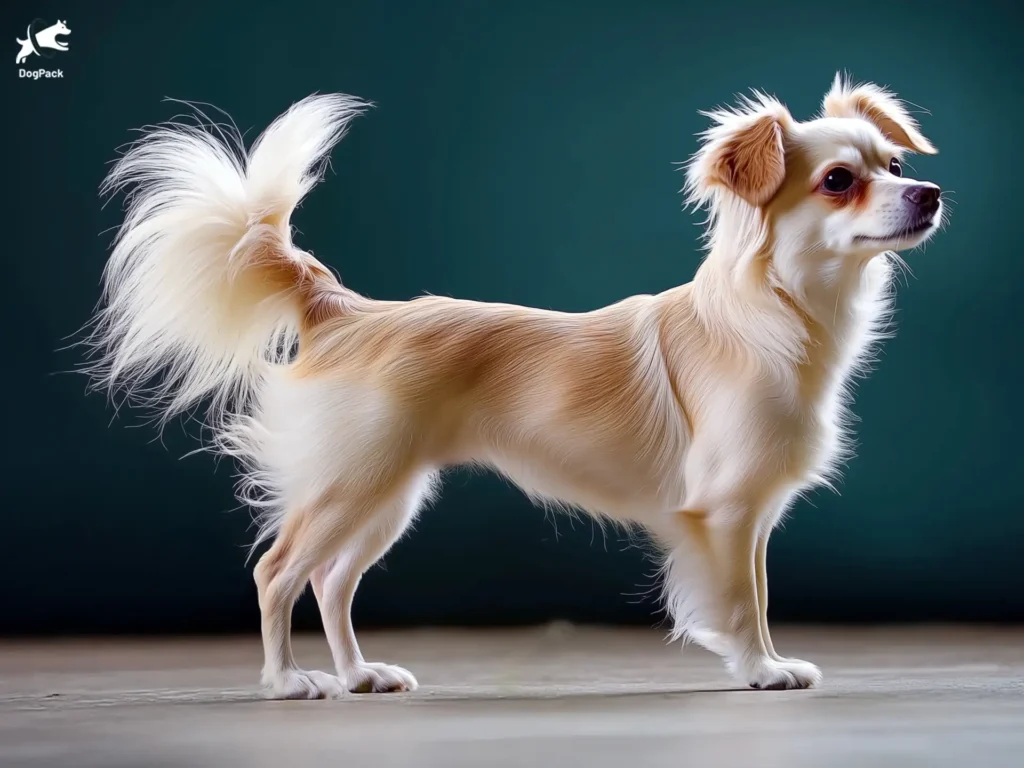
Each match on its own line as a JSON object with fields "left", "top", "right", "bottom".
{"left": 16, "top": 18, "right": 69, "bottom": 79}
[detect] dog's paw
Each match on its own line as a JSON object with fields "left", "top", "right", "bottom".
{"left": 344, "top": 662, "right": 418, "bottom": 694}
{"left": 262, "top": 668, "right": 347, "bottom": 700}
{"left": 772, "top": 658, "right": 823, "bottom": 688}
{"left": 745, "top": 657, "right": 822, "bottom": 690}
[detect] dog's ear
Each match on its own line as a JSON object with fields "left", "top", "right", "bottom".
{"left": 686, "top": 93, "right": 792, "bottom": 209}
{"left": 822, "top": 74, "right": 936, "bottom": 155}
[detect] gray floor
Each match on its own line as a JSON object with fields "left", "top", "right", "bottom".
{"left": 2, "top": 625, "right": 1022, "bottom": 767}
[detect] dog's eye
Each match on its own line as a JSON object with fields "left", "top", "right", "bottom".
{"left": 888, "top": 158, "right": 903, "bottom": 177}
{"left": 821, "top": 167, "right": 855, "bottom": 194}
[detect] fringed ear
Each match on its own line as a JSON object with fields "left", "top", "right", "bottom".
{"left": 686, "top": 93, "right": 792, "bottom": 209}
{"left": 822, "top": 73, "right": 937, "bottom": 155}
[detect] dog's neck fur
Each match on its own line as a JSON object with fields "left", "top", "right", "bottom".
{"left": 688, "top": 192, "right": 892, "bottom": 409}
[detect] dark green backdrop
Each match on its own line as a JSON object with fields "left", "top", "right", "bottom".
{"left": 4, "top": 0, "right": 1022, "bottom": 634}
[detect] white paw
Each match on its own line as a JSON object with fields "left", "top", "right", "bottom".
{"left": 262, "top": 668, "right": 347, "bottom": 700}
{"left": 344, "top": 662, "right": 418, "bottom": 694}
{"left": 744, "top": 657, "right": 822, "bottom": 690}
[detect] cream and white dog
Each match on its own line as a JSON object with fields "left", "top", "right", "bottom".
{"left": 86, "top": 76, "right": 943, "bottom": 698}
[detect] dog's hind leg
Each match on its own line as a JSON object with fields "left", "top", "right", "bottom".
{"left": 253, "top": 494, "right": 350, "bottom": 699}
{"left": 253, "top": 467, "right": 415, "bottom": 700}
{"left": 310, "top": 471, "right": 435, "bottom": 693}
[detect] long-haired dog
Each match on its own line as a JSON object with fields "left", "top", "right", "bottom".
{"left": 85, "top": 76, "right": 943, "bottom": 697}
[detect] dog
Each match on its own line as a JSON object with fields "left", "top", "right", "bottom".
{"left": 15, "top": 19, "right": 70, "bottom": 65}
{"left": 84, "top": 76, "right": 943, "bottom": 698}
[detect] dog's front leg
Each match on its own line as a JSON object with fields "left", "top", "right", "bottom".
{"left": 666, "top": 509, "right": 821, "bottom": 690}
{"left": 755, "top": 529, "right": 783, "bottom": 661}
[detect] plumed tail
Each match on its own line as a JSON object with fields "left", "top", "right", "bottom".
{"left": 83, "top": 93, "right": 367, "bottom": 428}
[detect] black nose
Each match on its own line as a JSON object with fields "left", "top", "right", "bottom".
{"left": 902, "top": 183, "right": 941, "bottom": 213}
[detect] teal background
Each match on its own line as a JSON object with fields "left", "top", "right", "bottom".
{"left": 3, "top": 0, "right": 1022, "bottom": 633}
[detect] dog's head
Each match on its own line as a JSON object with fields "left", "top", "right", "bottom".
{"left": 686, "top": 75, "right": 943, "bottom": 297}
{"left": 54, "top": 20, "right": 71, "bottom": 36}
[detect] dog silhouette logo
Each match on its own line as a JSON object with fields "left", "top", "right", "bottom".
{"left": 15, "top": 19, "right": 70, "bottom": 65}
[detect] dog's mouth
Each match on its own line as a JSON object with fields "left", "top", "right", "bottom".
{"left": 854, "top": 215, "right": 937, "bottom": 245}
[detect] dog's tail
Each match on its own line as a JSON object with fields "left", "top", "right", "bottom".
{"left": 85, "top": 93, "right": 367, "bottom": 427}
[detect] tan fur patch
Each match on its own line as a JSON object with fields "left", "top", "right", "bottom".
{"left": 709, "top": 114, "right": 786, "bottom": 207}
{"left": 822, "top": 78, "right": 937, "bottom": 155}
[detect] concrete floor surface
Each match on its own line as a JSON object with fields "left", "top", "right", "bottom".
{"left": 1, "top": 625, "right": 1022, "bottom": 767}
